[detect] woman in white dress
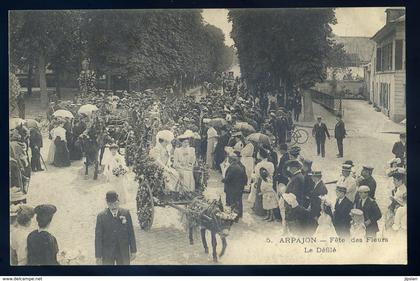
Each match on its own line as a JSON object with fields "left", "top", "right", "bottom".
{"left": 314, "top": 199, "right": 337, "bottom": 237}
{"left": 206, "top": 126, "right": 218, "bottom": 169}
{"left": 47, "top": 123, "right": 58, "bottom": 164}
{"left": 102, "top": 144, "right": 129, "bottom": 204}
{"left": 240, "top": 142, "right": 255, "bottom": 187}
{"left": 173, "top": 134, "right": 196, "bottom": 192}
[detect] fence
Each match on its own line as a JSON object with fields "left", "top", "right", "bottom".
{"left": 310, "top": 89, "right": 343, "bottom": 116}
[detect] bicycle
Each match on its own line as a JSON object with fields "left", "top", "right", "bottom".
{"left": 289, "top": 126, "right": 309, "bottom": 146}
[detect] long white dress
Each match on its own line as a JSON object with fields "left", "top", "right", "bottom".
{"left": 314, "top": 211, "right": 337, "bottom": 237}
{"left": 206, "top": 127, "right": 218, "bottom": 169}
{"left": 103, "top": 151, "right": 128, "bottom": 204}
{"left": 47, "top": 129, "right": 56, "bottom": 164}
{"left": 173, "top": 146, "right": 196, "bottom": 192}
{"left": 240, "top": 143, "right": 255, "bottom": 186}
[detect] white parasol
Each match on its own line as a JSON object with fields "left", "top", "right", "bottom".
{"left": 53, "top": 109, "right": 74, "bottom": 119}
{"left": 9, "top": 118, "right": 26, "bottom": 130}
{"left": 156, "top": 130, "right": 175, "bottom": 142}
{"left": 78, "top": 104, "right": 99, "bottom": 116}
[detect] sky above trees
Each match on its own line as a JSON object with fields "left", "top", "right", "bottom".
{"left": 202, "top": 7, "right": 390, "bottom": 46}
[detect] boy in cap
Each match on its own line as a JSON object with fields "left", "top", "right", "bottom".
{"left": 95, "top": 191, "right": 137, "bottom": 265}
{"left": 10, "top": 205, "right": 35, "bottom": 265}
{"left": 337, "top": 164, "right": 357, "bottom": 203}
{"left": 331, "top": 185, "right": 353, "bottom": 237}
{"left": 27, "top": 204, "right": 59, "bottom": 265}
{"left": 350, "top": 209, "right": 366, "bottom": 239}
{"left": 354, "top": 186, "right": 382, "bottom": 237}
{"left": 312, "top": 116, "right": 330, "bottom": 158}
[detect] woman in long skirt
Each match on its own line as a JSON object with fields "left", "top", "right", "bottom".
{"left": 206, "top": 126, "right": 218, "bottom": 169}
{"left": 240, "top": 142, "right": 255, "bottom": 187}
{"left": 173, "top": 135, "right": 196, "bottom": 192}
{"left": 52, "top": 123, "right": 70, "bottom": 167}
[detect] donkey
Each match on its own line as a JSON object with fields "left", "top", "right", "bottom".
{"left": 188, "top": 198, "right": 236, "bottom": 262}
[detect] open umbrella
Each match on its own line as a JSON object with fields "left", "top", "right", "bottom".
{"left": 234, "top": 122, "right": 256, "bottom": 134}
{"left": 25, "top": 119, "right": 40, "bottom": 129}
{"left": 9, "top": 118, "right": 26, "bottom": 130}
{"left": 53, "top": 109, "right": 74, "bottom": 119}
{"left": 78, "top": 104, "right": 99, "bottom": 116}
{"left": 246, "top": 133, "right": 271, "bottom": 146}
{"left": 207, "top": 118, "right": 227, "bottom": 128}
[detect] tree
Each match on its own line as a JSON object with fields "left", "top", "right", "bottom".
{"left": 229, "top": 8, "right": 341, "bottom": 120}
{"left": 10, "top": 11, "right": 81, "bottom": 106}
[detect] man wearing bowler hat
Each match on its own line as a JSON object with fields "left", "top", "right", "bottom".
{"left": 312, "top": 116, "right": 330, "bottom": 158}
{"left": 285, "top": 160, "right": 305, "bottom": 205}
{"left": 329, "top": 185, "right": 353, "bottom": 237}
{"left": 95, "top": 191, "right": 137, "bottom": 265}
{"left": 354, "top": 185, "right": 382, "bottom": 237}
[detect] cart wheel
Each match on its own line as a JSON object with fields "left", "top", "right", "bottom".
{"left": 136, "top": 180, "right": 154, "bottom": 231}
{"left": 294, "top": 128, "right": 309, "bottom": 144}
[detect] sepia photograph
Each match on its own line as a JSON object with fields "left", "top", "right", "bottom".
{"left": 8, "top": 7, "right": 407, "bottom": 266}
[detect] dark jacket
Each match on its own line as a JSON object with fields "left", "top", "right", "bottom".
{"left": 354, "top": 197, "right": 382, "bottom": 236}
{"left": 334, "top": 120, "right": 346, "bottom": 139}
{"left": 29, "top": 128, "right": 43, "bottom": 149}
{"left": 392, "top": 141, "right": 406, "bottom": 161}
{"left": 307, "top": 180, "right": 328, "bottom": 218}
{"left": 95, "top": 208, "right": 137, "bottom": 264}
{"left": 27, "top": 230, "right": 59, "bottom": 265}
{"left": 331, "top": 197, "right": 353, "bottom": 237}
{"left": 223, "top": 162, "right": 247, "bottom": 196}
{"left": 275, "top": 153, "right": 290, "bottom": 185}
{"left": 312, "top": 122, "right": 330, "bottom": 141}
{"left": 286, "top": 171, "right": 306, "bottom": 205}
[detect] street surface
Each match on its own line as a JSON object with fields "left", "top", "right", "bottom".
{"left": 24, "top": 99, "right": 406, "bottom": 265}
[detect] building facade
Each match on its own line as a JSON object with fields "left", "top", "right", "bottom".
{"left": 369, "top": 8, "right": 406, "bottom": 123}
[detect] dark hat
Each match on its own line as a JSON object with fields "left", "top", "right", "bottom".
{"left": 317, "top": 116, "right": 322, "bottom": 119}
{"left": 279, "top": 143, "right": 288, "bottom": 151}
{"left": 389, "top": 168, "right": 406, "bottom": 178}
{"left": 343, "top": 160, "right": 354, "bottom": 167}
{"left": 336, "top": 185, "right": 347, "bottom": 193}
{"left": 362, "top": 166, "right": 374, "bottom": 172}
{"left": 289, "top": 146, "right": 301, "bottom": 156}
{"left": 285, "top": 159, "right": 302, "bottom": 169}
{"left": 34, "top": 204, "right": 57, "bottom": 218}
{"left": 309, "top": 170, "right": 322, "bottom": 177}
{"left": 337, "top": 113, "right": 342, "bottom": 118}
{"left": 106, "top": 191, "right": 119, "bottom": 203}
{"left": 303, "top": 159, "right": 313, "bottom": 167}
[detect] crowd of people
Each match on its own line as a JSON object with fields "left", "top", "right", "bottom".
{"left": 9, "top": 72, "right": 407, "bottom": 265}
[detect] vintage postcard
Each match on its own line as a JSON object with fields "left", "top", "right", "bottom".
{"left": 9, "top": 7, "right": 406, "bottom": 265}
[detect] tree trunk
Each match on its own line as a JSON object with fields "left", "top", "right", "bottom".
{"left": 27, "top": 62, "right": 33, "bottom": 96}
{"left": 38, "top": 53, "right": 48, "bottom": 107}
{"left": 55, "top": 70, "right": 62, "bottom": 99}
{"left": 302, "top": 89, "right": 314, "bottom": 122}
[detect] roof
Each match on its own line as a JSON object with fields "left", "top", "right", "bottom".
{"left": 371, "top": 14, "right": 405, "bottom": 42}
{"left": 332, "top": 36, "right": 375, "bottom": 64}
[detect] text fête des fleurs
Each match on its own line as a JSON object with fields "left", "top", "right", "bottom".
{"left": 267, "top": 237, "right": 389, "bottom": 254}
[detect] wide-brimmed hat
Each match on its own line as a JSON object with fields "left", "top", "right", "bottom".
{"left": 109, "top": 143, "right": 119, "bottom": 149}
{"left": 350, "top": 208, "right": 364, "bottom": 217}
{"left": 362, "top": 166, "right": 374, "bottom": 172}
{"left": 342, "top": 164, "right": 352, "bottom": 171}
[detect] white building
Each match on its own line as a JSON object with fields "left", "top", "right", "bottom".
{"left": 368, "top": 8, "right": 406, "bottom": 123}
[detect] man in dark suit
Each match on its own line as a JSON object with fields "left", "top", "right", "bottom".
{"left": 330, "top": 185, "right": 353, "bottom": 237}
{"left": 29, "top": 127, "right": 44, "bottom": 172}
{"left": 223, "top": 151, "right": 248, "bottom": 220}
{"left": 274, "top": 143, "right": 290, "bottom": 186}
{"left": 95, "top": 191, "right": 137, "bottom": 265}
{"left": 312, "top": 116, "right": 330, "bottom": 158}
{"left": 285, "top": 160, "right": 306, "bottom": 205}
{"left": 306, "top": 170, "right": 328, "bottom": 234}
{"left": 354, "top": 185, "right": 382, "bottom": 237}
{"left": 334, "top": 113, "right": 346, "bottom": 158}
{"left": 392, "top": 133, "right": 406, "bottom": 167}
